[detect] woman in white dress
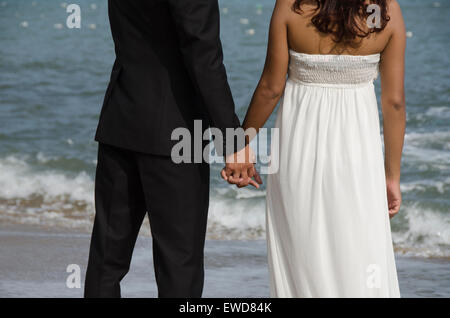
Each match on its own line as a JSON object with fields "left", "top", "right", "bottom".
{"left": 223, "top": 0, "right": 406, "bottom": 297}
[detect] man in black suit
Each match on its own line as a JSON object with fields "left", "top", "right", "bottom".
{"left": 84, "top": 0, "right": 257, "bottom": 298}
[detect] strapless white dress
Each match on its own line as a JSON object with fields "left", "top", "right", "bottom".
{"left": 266, "top": 50, "right": 400, "bottom": 298}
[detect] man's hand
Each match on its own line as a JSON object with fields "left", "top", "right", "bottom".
{"left": 221, "top": 145, "right": 263, "bottom": 188}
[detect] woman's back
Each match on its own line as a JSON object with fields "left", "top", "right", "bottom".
{"left": 285, "top": 0, "right": 393, "bottom": 56}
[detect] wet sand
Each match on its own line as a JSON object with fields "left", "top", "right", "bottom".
{"left": 0, "top": 225, "right": 448, "bottom": 298}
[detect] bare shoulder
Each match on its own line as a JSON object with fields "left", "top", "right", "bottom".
{"left": 276, "top": 0, "right": 296, "bottom": 8}
{"left": 273, "top": 0, "right": 295, "bottom": 13}
{"left": 387, "top": 0, "right": 402, "bottom": 13}
{"left": 275, "top": 0, "right": 317, "bottom": 12}
{"left": 386, "top": 0, "right": 405, "bottom": 31}
{"left": 273, "top": 0, "right": 312, "bottom": 22}
{"left": 271, "top": 0, "right": 296, "bottom": 23}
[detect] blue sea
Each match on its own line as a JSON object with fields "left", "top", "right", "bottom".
{"left": 0, "top": 0, "right": 449, "bottom": 260}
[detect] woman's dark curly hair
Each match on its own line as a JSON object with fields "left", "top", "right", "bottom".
{"left": 293, "top": 0, "right": 390, "bottom": 44}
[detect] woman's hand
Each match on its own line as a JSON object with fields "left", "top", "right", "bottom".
{"left": 386, "top": 178, "right": 402, "bottom": 218}
{"left": 221, "top": 145, "right": 262, "bottom": 189}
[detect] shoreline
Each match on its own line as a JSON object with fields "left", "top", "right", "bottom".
{"left": 0, "top": 224, "right": 449, "bottom": 298}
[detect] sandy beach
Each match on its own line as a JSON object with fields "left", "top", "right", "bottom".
{"left": 0, "top": 224, "right": 448, "bottom": 298}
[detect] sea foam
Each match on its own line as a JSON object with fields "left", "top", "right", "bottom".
{"left": 0, "top": 155, "right": 448, "bottom": 257}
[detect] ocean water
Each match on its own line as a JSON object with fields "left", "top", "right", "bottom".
{"left": 0, "top": 0, "right": 449, "bottom": 259}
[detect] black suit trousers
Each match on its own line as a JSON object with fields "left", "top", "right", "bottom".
{"left": 84, "top": 143, "right": 209, "bottom": 298}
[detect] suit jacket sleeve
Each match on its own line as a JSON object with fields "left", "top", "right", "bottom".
{"left": 168, "top": 0, "right": 242, "bottom": 155}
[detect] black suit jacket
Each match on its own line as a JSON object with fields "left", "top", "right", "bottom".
{"left": 95, "top": 0, "right": 241, "bottom": 156}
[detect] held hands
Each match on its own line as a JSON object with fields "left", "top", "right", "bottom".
{"left": 221, "top": 145, "right": 263, "bottom": 189}
{"left": 386, "top": 178, "right": 402, "bottom": 218}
